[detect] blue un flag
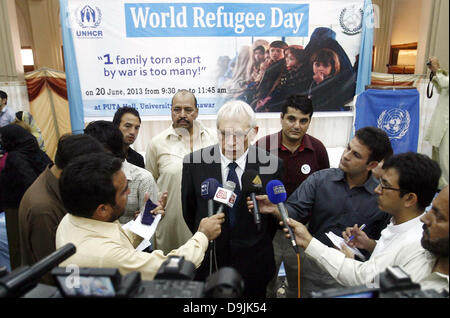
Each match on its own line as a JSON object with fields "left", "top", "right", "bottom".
{"left": 355, "top": 89, "right": 420, "bottom": 154}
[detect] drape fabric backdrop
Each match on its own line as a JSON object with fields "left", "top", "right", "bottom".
{"left": 24, "top": 68, "right": 72, "bottom": 160}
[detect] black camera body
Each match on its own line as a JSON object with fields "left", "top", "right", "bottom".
{"left": 49, "top": 256, "right": 244, "bottom": 298}
{"left": 1, "top": 243, "right": 244, "bottom": 299}
{"left": 310, "top": 266, "right": 448, "bottom": 298}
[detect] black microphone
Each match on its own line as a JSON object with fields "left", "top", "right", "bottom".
{"left": 201, "top": 178, "right": 221, "bottom": 217}
{"left": 242, "top": 170, "right": 263, "bottom": 232}
{"left": 0, "top": 243, "right": 76, "bottom": 298}
{"left": 266, "top": 180, "right": 299, "bottom": 254}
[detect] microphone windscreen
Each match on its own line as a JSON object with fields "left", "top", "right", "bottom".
{"left": 201, "top": 178, "right": 221, "bottom": 200}
{"left": 266, "top": 180, "right": 287, "bottom": 204}
{"left": 241, "top": 169, "right": 263, "bottom": 193}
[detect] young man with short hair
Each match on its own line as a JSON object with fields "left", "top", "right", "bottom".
{"left": 84, "top": 120, "right": 159, "bottom": 224}
{"left": 0, "top": 90, "right": 15, "bottom": 128}
{"left": 256, "top": 94, "right": 329, "bottom": 298}
{"left": 18, "top": 134, "right": 105, "bottom": 284}
{"left": 252, "top": 126, "right": 392, "bottom": 296}
{"left": 342, "top": 152, "right": 441, "bottom": 259}
{"left": 285, "top": 185, "right": 449, "bottom": 293}
{"left": 113, "top": 106, "right": 145, "bottom": 168}
{"left": 56, "top": 153, "right": 225, "bottom": 280}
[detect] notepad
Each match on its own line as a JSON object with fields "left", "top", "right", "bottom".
{"left": 325, "top": 232, "right": 366, "bottom": 261}
{"left": 122, "top": 220, "right": 154, "bottom": 251}
{"left": 129, "top": 213, "right": 161, "bottom": 241}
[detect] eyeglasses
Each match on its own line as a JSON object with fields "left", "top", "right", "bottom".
{"left": 218, "top": 128, "right": 252, "bottom": 139}
{"left": 378, "top": 178, "right": 402, "bottom": 192}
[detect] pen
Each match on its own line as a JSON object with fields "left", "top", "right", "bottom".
{"left": 348, "top": 224, "right": 366, "bottom": 242}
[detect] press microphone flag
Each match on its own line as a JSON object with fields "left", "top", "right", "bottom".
{"left": 214, "top": 181, "right": 237, "bottom": 214}
{"left": 242, "top": 170, "right": 263, "bottom": 232}
{"left": 266, "top": 180, "right": 299, "bottom": 254}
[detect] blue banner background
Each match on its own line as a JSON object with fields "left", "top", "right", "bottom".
{"left": 125, "top": 3, "right": 309, "bottom": 37}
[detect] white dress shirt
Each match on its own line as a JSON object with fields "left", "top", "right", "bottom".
{"left": 371, "top": 213, "right": 424, "bottom": 257}
{"left": 220, "top": 148, "right": 249, "bottom": 189}
{"left": 305, "top": 238, "right": 449, "bottom": 293}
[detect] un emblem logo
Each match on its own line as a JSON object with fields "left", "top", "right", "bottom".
{"left": 377, "top": 108, "right": 410, "bottom": 139}
{"left": 340, "top": 6, "right": 363, "bottom": 35}
{"left": 75, "top": 5, "right": 102, "bottom": 28}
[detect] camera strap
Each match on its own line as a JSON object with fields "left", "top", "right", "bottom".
{"left": 427, "top": 72, "right": 435, "bottom": 98}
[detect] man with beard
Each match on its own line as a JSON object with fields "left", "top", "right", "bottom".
{"left": 55, "top": 152, "right": 225, "bottom": 280}
{"left": 145, "top": 90, "right": 217, "bottom": 254}
{"left": 283, "top": 185, "right": 449, "bottom": 293}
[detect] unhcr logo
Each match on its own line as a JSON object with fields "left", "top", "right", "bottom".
{"left": 76, "top": 5, "right": 102, "bottom": 28}
{"left": 74, "top": 5, "right": 103, "bottom": 39}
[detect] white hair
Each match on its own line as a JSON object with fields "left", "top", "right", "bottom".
{"left": 216, "top": 99, "right": 256, "bottom": 129}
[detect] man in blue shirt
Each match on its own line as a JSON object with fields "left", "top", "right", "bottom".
{"left": 250, "top": 126, "right": 392, "bottom": 296}
{"left": 0, "top": 91, "right": 15, "bottom": 128}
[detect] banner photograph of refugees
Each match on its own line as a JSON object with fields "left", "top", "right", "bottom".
{"left": 60, "top": 0, "right": 365, "bottom": 119}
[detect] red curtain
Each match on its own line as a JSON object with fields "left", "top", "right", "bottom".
{"left": 26, "top": 76, "right": 68, "bottom": 101}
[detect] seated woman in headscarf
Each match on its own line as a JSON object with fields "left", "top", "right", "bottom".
{"left": 302, "top": 27, "right": 357, "bottom": 111}
{"left": 0, "top": 124, "right": 52, "bottom": 269}
{"left": 13, "top": 111, "right": 46, "bottom": 152}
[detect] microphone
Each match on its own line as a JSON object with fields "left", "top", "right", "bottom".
{"left": 201, "top": 178, "right": 222, "bottom": 274}
{"left": 266, "top": 180, "right": 299, "bottom": 254}
{"left": 0, "top": 243, "right": 76, "bottom": 298}
{"left": 201, "top": 178, "right": 221, "bottom": 217}
{"left": 242, "top": 170, "right": 263, "bottom": 232}
{"left": 214, "top": 180, "right": 237, "bottom": 214}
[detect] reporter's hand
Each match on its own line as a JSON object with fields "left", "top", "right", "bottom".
{"left": 246, "top": 195, "right": 280, "bottom": 217}
{"left": 150, "top": 191, "right": 168, "bottom": 217}
{"left": 339, "top": 243, "right": 355, "bottom": 259}
{"left": 342, "top": 224, "right": 376, "bottom": 252}
{"left": 198, "top": 213, "right": 225, "bottom": 241}
{"left": 283, "top": 218, "right": 313, "bottom": 249}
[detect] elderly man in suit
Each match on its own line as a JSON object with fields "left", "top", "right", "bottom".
{"left": 182, "top": 100, "right": 283, "bottom": 297}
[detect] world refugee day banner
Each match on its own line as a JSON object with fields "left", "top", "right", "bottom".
{"left": 60, "top": 0, "right": 366, "bottom": 122}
